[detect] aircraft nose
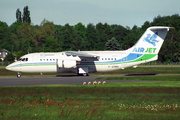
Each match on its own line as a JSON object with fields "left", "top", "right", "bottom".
{"left": 6, "top": 65, "right": 12, "bottom": 71}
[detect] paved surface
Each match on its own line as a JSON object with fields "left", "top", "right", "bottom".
{"left": 0, "top": 76, "right": 96, "bottom": 86}
{"left": 0, "top": 76, "right": 152, "bottom": 86}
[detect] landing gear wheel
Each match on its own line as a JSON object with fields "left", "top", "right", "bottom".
{"left": 83, "top": 73, "right": 88, "bottom": 76}
{"left": 17, "top": 74, "right": 21, "bottom": 78}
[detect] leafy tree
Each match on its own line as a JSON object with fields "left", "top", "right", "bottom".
{"left": 113, "top": 25, "right": 126, "bottom": 42}
{"left": 54, "top": 25, "right": 63, "bottom": 43}
{"left": 96, "top": 23, "right": 106, "bottom": 50}
{"left": 39, "top": 19, "right": 55, "bottom": 48}
{"left": 0, "top": 21, "right": 9, "bottom": 43}
{"left": 113, "top": 25, "right": 129, "bottom": 49}
{"left": 141, "top": 21, "right": 150, "bottom": 31}
{"left": 40, "top": 19, "right": 55, "bottom": 37}
{"left": 22, "top": 6, "right": 31, "bottom": 23}
{"left": 4, "top": 52, "right": 14, "bottom": 62}
{"left": 71, "top": 31, "right": 83, "bottom": 51}
{"left": 17, "top": 22, "right": 38, "bottom": 46}
{"left": 59, "top": 24, "right": 74, "bottom": 50}
{"left": 123, "top": 26, "right": 142, "bottom": 50}
{"left": 16, "top": 8, "right": 22, "bottom": 23}
{"left": 159, "top": 29, "right": 180, "bottom": 63}
{"left": 105, "top": 37, "right": 120, "bottom": 50}
{"left": 1, "top": 10, "right": 180, "bottom": 63}
{"left": 21, "top": 39, "right": 30, "bottom": 54}
{"left": 74, "top": 22, "right": 86, "bottom": 38}
{"left": 103, "top": 23, "right": 113, "bottom": 40}
{"left": 0, "top": 21, "right": 11, "bottom": 51}
{"left": 10, "top": 22, "right": 22, "bottom": 52}
{"left": 85, "top": 23, "right": 98, "bottom": 50}
{"left": 96, "top": 23, "right": 113, "bottom": 50}
{"left": 73, "top": 23, "right": 86, "bottom": 51}
{"left": 44, "top": 36, "right": 60, "bottom": 52}
{"left": 10, "top": 22, "right": 22, "bottom": 35}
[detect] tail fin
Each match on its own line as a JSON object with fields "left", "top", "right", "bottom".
{"left": 127, "top": 26, "right": 173, "bottom": 63}
{"left": 128, "top": 26, "right": 172, "bottom": 54}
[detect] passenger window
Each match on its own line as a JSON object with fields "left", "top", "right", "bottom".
{"left": 108, "top": 58, "right": 110, "bottom": 60}
{"left": 115, "top": 58, "right": 116, "bottom": 60}
{"left": 105, "top": 58, "right": 107, "bottom": 60}
{"left": 40, "top": 59, "right": 42, "bottom": 61}
{"left": 26, "top": 58, "right": 28, "bottom": 61}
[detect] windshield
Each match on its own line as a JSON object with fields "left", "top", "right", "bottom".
{"left": 18, "top": 58, "right": 28, "bottom": 61}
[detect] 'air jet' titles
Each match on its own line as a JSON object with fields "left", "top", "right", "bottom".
{"left": 132, "top": 47, "right": 145, "bottom": 52}
{"left": 133, "top": 47, "right": 156, "bottom": 53}
{"left": 145, "top": 48, "right": 156, "bottom": 53}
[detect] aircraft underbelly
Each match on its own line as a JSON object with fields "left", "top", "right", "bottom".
{"left": 21, "top": 65, "right": 56, "bottom": 73}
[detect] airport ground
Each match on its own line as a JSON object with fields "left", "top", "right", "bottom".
{"left": 0, "top": 65, "right": 180, "bottom": 119}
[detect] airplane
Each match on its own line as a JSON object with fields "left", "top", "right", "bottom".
{"left": 6, "top": 26, "right": 173, "bottom": 78}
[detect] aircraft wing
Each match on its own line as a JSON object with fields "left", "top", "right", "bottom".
{"left": 64, "top": 51, "right": 99, "bottom": 58}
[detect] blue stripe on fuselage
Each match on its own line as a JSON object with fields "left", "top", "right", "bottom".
{"left": 80, "top": 53, "right": 143, "bottom": 65}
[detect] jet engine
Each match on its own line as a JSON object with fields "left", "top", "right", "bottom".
{"left": 57, "top": 60, "right": 77, "bottom": 68}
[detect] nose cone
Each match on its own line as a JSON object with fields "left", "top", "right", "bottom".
{"left": 6, "top": 65, "right": 12, "bottom": 71}
{"left": 5, "top": 62, "right": 20, "bottom": 72}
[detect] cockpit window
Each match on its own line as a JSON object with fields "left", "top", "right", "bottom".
{"left": 22, "top": 58, "right": 25, "bottom": 61}
{"left": 18, "top": 58, "right": 22, "bottom": 61}
{"left": 18, "top": 58, "right": 28, "bottom": 61}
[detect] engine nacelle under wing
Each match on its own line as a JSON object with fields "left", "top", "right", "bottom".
{"left": 57, "top": 60, "right": 77, "bottom": 68}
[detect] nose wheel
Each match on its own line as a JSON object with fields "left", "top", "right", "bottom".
{"left": 17, "top": 72, "right": 21, "bottom": 78}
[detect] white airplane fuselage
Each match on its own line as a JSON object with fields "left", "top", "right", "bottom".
{"left": 6, "top": 26, "right": 172, "bottom": 77}
{"left": 6, "top": 50, "right": 156, "bottom": 73}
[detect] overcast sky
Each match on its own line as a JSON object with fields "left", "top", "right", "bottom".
{"left": 0, "top": 0, "right": 179, "bottom": 28}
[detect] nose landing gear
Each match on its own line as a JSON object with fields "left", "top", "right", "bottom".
{"left": 17, "top": 72, "right": 21, "bottom": 78}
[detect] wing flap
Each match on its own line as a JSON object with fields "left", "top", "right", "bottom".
{"left": 64, "top": 51, "right": 99, "bottom": 58}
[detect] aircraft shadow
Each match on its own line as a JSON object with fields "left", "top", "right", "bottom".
{"left": 125, "top": 73, "right": 157, "bottom": 76}
{"left": 56, "top": 75, "right": 83, "bottom": 77}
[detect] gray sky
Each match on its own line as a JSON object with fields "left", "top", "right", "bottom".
{"left": 0, "top": 0, "right": 179, "bottom": 28}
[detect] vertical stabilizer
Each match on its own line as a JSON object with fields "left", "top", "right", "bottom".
{"left": 128, "top": 26, "right": 173, "bottom": 55}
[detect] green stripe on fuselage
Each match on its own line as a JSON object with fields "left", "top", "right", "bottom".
{"left": 130, "top": 54, "right": 157, "bottom": 63}
{"left": 81, "top": 54, "right": 157, "bottom": 66}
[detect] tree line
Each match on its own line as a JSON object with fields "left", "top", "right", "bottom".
{"left": 0, "top": 6, "right": 180, "bottom": 63}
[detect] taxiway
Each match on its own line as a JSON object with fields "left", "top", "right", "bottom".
{"left": 0, "top": 76, "right": 151, "bottom": 86}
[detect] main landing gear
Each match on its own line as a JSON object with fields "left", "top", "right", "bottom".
{"left": 17, "top": 72, "right": 21, "bottom": 78}
{"left": 78, "top": 67, "right": 89, "bottom": 76}
{"left": 83, "top": 73, "right": 88, "bottom": 76}
{"left": 77, "top": 73, "right": 88, "bottom": 76}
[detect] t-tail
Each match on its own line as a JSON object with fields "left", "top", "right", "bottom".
{"left": 127, "top": 26, "right": 173, "bottom": 63}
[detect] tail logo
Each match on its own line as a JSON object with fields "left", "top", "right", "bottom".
{"left": 144, "top": 32, "right": 159, "bottom": 46}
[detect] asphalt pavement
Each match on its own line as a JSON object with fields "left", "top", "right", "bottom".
{"left": 0, "top": 76, "right": 154, "bottom": 86}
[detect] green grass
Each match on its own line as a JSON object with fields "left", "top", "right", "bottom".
{"left": 0, "top": 84, "right": 180, "bottom": 119}
{"left": 1, "top": 66, "right": 180, "bottom": 119}
{"left": 96, "top": 76, "right": 180, "bottom": 81}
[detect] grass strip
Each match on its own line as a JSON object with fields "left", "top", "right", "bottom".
{"left": 96, "top": 76, "right": 180, "bottom": 81}
{"left": 0, "top": 86, "right": 180, "bottom": 119}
